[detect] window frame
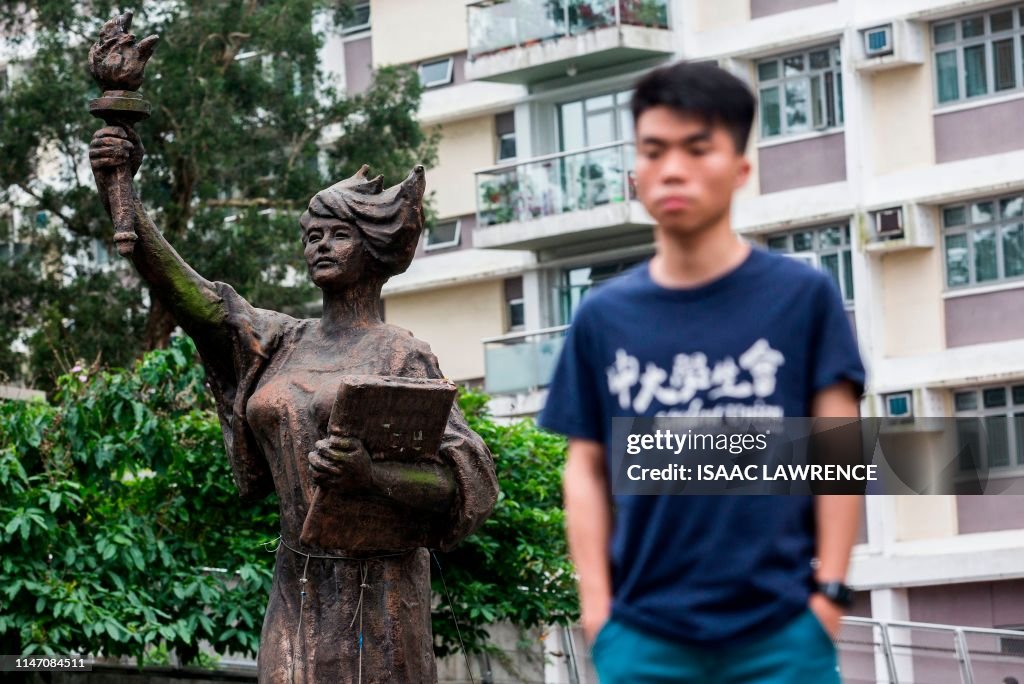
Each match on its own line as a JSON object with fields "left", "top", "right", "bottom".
{"left": 954, "top": 383, "right": 1024, "bottom": 473}
{"left": 497, "top": 131, "right": 517, "bottom": 162}
{"left": 942, "top": 192, "right": 1024, "bottom": 289}
{"left": 931, "top": 6, "right": 1024, "bottom": 107}
{"left": 764, "top": 223, "right": 855, "bottom": 304}
{"left": 340, "top": 2, "right": 371, "bottom": 36}
{"left": 755, "top": 43, "right": 844, "bottom": 141}
{"left": 418, "top": 57, "right": 455, "bottom": 89}
{"left": 424, "top": 219, "right": 461, "bottom": 251}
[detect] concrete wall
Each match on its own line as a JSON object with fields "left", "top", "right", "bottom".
{"left": 758, "top": 132, "right": 846, "bottom": 194}
{"left": 871, "top": 66, "right": 935, "bottom": 175}
{"left": 935, "top": 98, "right": 1024, "bottom": 164}
{"left": 370, "top": 0, "right": 467, "bottom": 66}
{"left": 750, "top": 0, "right": 834, "bottom": 20}
{"left": 427, "top": 116, "right": 496, "bottom": 219}
{"left": 384, "top": 279, "right": 506, "bottom": 382}
{"left": 881, "top": 250, "right": 945, "bottom": 357}
{"left": 696, "top": 0, "right": 750, "bottom": 32}
{"left": 945, "top": 288, "right": 1024, "bottom": 348}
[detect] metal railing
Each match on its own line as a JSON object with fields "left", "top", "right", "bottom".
{"left": 837, "top": 617, "right": 1024, "bottom": 684}
{"left": 482, "top": 325, "right": 569, "bottom": 394}
{"left": 476, "top": 141, "right": 636, "bottom": 228}
{"left": 467, "top": 0, "right": 670, "bottom": 58}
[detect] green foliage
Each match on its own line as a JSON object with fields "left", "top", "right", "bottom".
{"left": 0, "top": 336, "right": 278, "bottom": 662}
{"left": 0, "top": 1, "right": 437, "bottom": 388}
{"left": 0, "top": 342, "right": 578, "bottom": 662}
{"left": 432, "top": 390, "right": 578, "bottom": 657}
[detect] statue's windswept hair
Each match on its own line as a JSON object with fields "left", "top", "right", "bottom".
{"left": 302, "top": 164, "right": 426, "bottom": 278}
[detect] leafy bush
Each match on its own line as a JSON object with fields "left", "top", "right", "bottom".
{"left": 0, "top": 337, "right": 578, "bottom": 663}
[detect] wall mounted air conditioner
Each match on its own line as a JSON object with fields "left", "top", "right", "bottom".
{"left": 854, "top": 19, "right": 925, "bottom": 72}
{"left": 863, "top": 202, "right": 936, "bottom": 254}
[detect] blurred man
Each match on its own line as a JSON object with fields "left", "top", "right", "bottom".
{"left": 539, "top": 62, "right": 865, "bottom": 683}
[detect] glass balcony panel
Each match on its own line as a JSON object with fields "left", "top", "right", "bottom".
{"left": 468, "top": 0, "right": 668, "bottom": 57}
{"left": 484, "top": 328, "right": 568, "bottom": 394}
{"left": 477, "top": 143, "right": 634, "bottom": 227}
{"left": 518, "top": 0, "right": 566, "bottom": 44}
{"left": 468, "top": 2, "right": 520, "bottom": 57}
{"left": 619, "top": 0, "right": 669, "bottom": 28}
{"left": 570, "top": 0, "right": 616, "bottom": 35}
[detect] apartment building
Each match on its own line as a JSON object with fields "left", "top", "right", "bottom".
{"left": 344, "top": 0, "right": 1024, "bottom": 681}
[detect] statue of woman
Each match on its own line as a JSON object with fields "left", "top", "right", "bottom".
{"left": 89, "top": 119, "right": 499, "bottom": 683}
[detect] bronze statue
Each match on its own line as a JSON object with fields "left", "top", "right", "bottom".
{"left": 87, "top": 13, "right": 499, "bottom": 684}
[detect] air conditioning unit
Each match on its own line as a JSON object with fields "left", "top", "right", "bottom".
{"left": 874, "top": 207, "right": 904, "bottom": 239}
{"left": 875, "top": 388, "right": 946, "bottom": 433}
{"left": 854, "top": 19, "right": 925, "bottom": 72}
{"left": 864, "top": 203, "right": 936, "bottom": 254}
{"left": 884, "top": 392, "right": 912, "bottom": 419}
{"left": 863, "top": 25, "right": 894, "bottom": 57}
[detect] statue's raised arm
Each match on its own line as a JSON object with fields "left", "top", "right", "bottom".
{"left": 87, "top": 11, "right": 227, "bottom": 346}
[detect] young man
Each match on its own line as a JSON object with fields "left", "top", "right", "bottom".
{"left": 538, "top": 62, "right": 865, "bottom": 682}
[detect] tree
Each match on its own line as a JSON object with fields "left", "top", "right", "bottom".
{"left": 0, "top": 1, "right": 438, "bottom": 389}
{"left": 0, "top": 339, "right": 579, "bottom": 665}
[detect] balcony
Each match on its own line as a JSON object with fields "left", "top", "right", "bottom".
{"left": 482, "top": 326, "right": 568, "bottom": 395}
{"left": 474, "top": 141, "right": 653, "bottom": 249}
{"left": 466, "top": 0, "right": 674, "bottom": 84}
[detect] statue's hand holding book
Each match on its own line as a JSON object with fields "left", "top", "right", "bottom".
{"left": 301, "top": 375, "right": 458, "bottom": 552}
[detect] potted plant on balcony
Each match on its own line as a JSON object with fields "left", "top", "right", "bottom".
{"left": 619, "top": 0, "right": 667, "bottom": 28}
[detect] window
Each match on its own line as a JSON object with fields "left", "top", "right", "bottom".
{"left": 495, "top": 111, "right": 516, "bottom": 161}
{"left": 498, "top": 132, "right": 517, "bottom": 161}
{"left": 765, "top": 224, "right": 855, "bottom": 303}
{"left": 942, "top": 193, "right": 1024, "bottom": 288}
{"left": 418, "top": 57, "right": 454, "bottom": 88}
{"left": 424, "top": 219, "right": 460, "bottom": 250}
{"left": 955, "top": 384, "right": 1024, "bottom": 472}
{"left": 559, "top": 256, "right": 646, "bottom": 323}
{"left": 757, "top": 45, "right": 843, "bottom": 139}
{"left": 504, "top": 276, "right": 525, "bottom": 332}
{"left": 341, "top": 2, "right": 371, "bottom": 35}
{"left": 932, "top": 6, "right": 1024, "bottom": 105}
{"left": 558, "top": 89, "right": 634, "bottom": 151}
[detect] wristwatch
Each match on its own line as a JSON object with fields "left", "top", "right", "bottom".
{"left": 816, "top": 580, "right": 854, "bottom": 608}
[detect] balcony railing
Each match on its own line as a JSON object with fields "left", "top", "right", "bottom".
{"left": 467, "top": 0, "right": 670, "bottom": 59}
{"left": 476, "top": 141, "right": 636, "bottom": 228}
{"left": 482, "top": 325, "right": 569, "bottom": 394}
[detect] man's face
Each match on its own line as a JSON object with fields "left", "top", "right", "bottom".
{"left": 633, "top": 106, "right": 750, "bottom": 236}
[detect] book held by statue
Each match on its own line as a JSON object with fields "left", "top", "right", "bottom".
{"left": 300, "top": 375, "right": 457, "bottom": 552}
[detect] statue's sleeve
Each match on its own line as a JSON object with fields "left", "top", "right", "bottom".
{"left": 195, "top": 281, "right": 293, "bottom": 502}
{"left": 394, "top": 332, "right": 499, "bottom": 551}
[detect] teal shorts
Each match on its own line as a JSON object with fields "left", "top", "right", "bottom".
{"left": 590, "top": 608, "right": 841, "bottom": 684}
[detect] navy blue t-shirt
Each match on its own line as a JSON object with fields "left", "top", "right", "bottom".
{"left": 538, "top": 247, "right": 865, "bottom": 647}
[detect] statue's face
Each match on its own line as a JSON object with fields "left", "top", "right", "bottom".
{"left": 301, "top": 211, "right": 368, "bottom": 291}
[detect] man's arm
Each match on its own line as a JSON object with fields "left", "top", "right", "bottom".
{"left": 810, "top": 381, "right": 862, "bottom": 638}
{"left": 564, "top": 438, "right": 614, "bottom": 643}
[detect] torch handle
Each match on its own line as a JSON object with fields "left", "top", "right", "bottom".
{"left": 108, "top": 163, "right": 137, "bottom": 256}
{"left": 96, "top": 116, "right": 140, "bottom": 257}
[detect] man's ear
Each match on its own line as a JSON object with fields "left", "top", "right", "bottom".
{"left": 734, "top": 156, "right": 752, "bottom": 190}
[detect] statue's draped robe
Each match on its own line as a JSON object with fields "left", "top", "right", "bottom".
{"left": 194, "top": 283, "right": 498, "bottom": 684}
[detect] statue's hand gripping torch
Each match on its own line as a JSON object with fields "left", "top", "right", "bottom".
{"left": 88, "top": 12, "right": 159, "bottom": 256}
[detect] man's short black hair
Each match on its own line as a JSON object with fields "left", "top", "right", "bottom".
{"left": 631, "top": 61, "right": 755, "bottom": 153}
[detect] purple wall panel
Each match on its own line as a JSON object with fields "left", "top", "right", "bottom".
{"left": 935, "top": 98, "right": 1024, "bottom": 163}
{"left": 758, "top": 132, "right": 846, "bottom": 194}
{"left": 344, "top": 36, "right": 373, "bottom": 96}
{"left": 945, "top": 287, "right": 1024, "bottom": 347}
{"left": 750, "top": 0, "right": 834, "bottom": 19}
{"left": 956, "top": 491, "right": 1024, "bottom": 534}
